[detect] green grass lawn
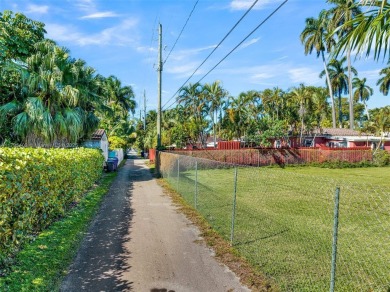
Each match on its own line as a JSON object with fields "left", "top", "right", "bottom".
{"left": 164, "top": 165, "right": 390, "bottom": 291}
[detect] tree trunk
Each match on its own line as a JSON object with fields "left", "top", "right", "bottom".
{"left": 338, "top": 91, "right": 342, "bottom": 128}
{"left": 364, "top": 101, "right": 370, "bottom": 121}
{"left": 347, "top": 48, "right": 354, "bottom": 129}
{"left": 322, "top": 50, "right": 336, "bottom": 128}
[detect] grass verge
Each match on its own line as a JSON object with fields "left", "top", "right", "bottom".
{"left": 0, "top": 172, "right": 117, "bottom": 292}
{"left": 156, "top": 178, "right": 276, "bottom": 292}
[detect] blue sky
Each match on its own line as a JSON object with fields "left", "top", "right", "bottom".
{"left": 1, "top": 0, "right": 389, "bottom": 114}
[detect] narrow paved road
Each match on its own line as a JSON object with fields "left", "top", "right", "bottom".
{"left": 61, "top": 155, "right": 249, "bottom": 292}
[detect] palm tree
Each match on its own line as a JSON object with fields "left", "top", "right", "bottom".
{"left": 352, "top": 77, "right": 373, "bottom": 120}
{"left": 203, "top": 81, "right": 227, "bottom": 147}
{"left": 364, "top": 106, "right": 390, "bottom": 152}
{"left": 335, "top": 1, "right": 390, "bottom": 61}
{"left": 177, "top": 83, "right": 208, "bottom": 147}
{"left": 377, "top": 63, "right": 390, "bottom": 96}
{"left": 290, "top": 84, "right": 312, "bottom": 144}
{"left": 320, "top": 57, "right": 357, "bottom": 127}
{"left": 0, "top": 40, "right": 101, "bottom": 145}
{"left": 311, "top": 86, "right": 331, "bottom": 127}
{"left": 104, "top": 75, "right": 136, "bottom": 117}
{"left": 226, "top": 92, "right": 254, "bottom": 140}
{"left": 327, "top": 0, "right": 362, "bottom": 129}
{"left": 301, "top": 9, "right": 337, "bottom": 128}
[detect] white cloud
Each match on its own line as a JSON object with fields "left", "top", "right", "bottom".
{"left": 46, "top": 18, "right": 139, "bottom": 47}
{"left": 25, "top": 4, "right": 49, "bottom": 14}
{"left": 136, "top": 46, "right": 158, "bottom": 54}
{"left": 252, "top": 72, "right": 274, "bottom": 79}
{"left": 359, "top": 69, "right": 381, "bottom": 80}
{"left": 288, "top": 67, "right": 321, "bottom": 85}
{"left": 73, "top": 0, "right": 96, "bottom": 13}
{"left": 80, "top": 11, "right": 120, "bottom": 19}
{"left": 165, "top": 62, "right": 201, "bottom": 76}
{"left": 169, "top": 45, "right": 217, "bottom": 62}
{"left": 239, "top": 37, "right": 260, "bottom": 50}
{"left": 229, "top": 0, "right": 278, "bottom": 10}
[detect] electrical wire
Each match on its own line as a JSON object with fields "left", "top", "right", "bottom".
{"left": 163, "top": 0, "right": 289, "bottom": 111}
{"left": 161, "top": 0, "right": 260, "bottom": 110}
{"left": 163, "top": 0, "right": 199, "bottom": 65}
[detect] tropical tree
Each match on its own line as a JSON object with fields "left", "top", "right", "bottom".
{"left": 377, "top": 63, "right": 390, "bottom": 96}
{"left": 203, "top": 81, "right": 227, "bottom": 147}
{"left": 225, "top": 92, "right": 253, "bottom": 140}
{"left": 335, "top": 1, "right": 390, "bottom": 61}
{"left": 364, "top": 106, "right": 390, "bottom": 151}
{"left": 352, "top": 76, "right": 373, "bottom": 120}
{"left": 327, "top": 0, "right": 362, "bottom": 129}
{"left": 177, "top": 83, "right": 208, "bottom": 147}
{"left": 0, "top": 10, "right": 46, "bottom": 62}
{"left": 301, "top": 9, "right": 337, "bottom": 127}
{"left": 311, "top": 86, "right": 332, "bottom": 127}
{"left": 320, "top": 57, "right": 357, "bottom": 127}
{"left": 0, "top": 40, "right": 101, "bottom": 145}
{"left": 289, "top": 84, "right": 313, "bottom": 144}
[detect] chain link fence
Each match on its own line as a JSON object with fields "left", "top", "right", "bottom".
{"left": 158, "top": 151, "right": 390, "bottom": 291}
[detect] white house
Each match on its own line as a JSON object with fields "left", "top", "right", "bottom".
{"left": 83, "top": 129, "right": 109, "bottom": 161}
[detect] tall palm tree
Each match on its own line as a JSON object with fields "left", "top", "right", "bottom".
{"left": 290, "top": 84, "right": 312, "bottom": 144}
{"left": 301, "top": 9, "right": 337, "bottom": 128}
{"left": 177, "top": 83, "right": 208, "bottom": 146}
{"left": 327, "top": 0, "right": 362, "bottom": 129}
{"left": 352, "top": 77, "right": 373, "bottom": 120}
{"left": 377, "top": 63, "right": 390, "bottom": 96}
{"left": 104, "top": 75, "right": 136, "bottom": 117}
{"left": 320, "top": 57, "right": 357, "bottom": 127}
{"left": 311, "top": 86, "right": 331, "bottom": 128}
{"left": 204, "top": 81, "right": 227, "bottom": 147}
{"left": 226, "top": 92, "right": 254, "bottom": 140}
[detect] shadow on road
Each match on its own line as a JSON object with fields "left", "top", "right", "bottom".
{"left": 61, "top": 158, "right": 152, "bottom": 291}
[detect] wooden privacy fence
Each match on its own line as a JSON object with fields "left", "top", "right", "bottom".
{"left": 169, "top": 147, "right": 372, "bottom": 166}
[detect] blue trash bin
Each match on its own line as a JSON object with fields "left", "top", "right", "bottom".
{"left": 107, "top": 157, "right": 119, "bottom": 171}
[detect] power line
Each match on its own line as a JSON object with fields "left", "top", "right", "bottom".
{"left": 163, "top": 0, "right": 289, "bottom": 111}
{"left": 196, "top": 0, "right": 288, "bottom": 84}
{"left": 163, "top": 0, "right": 199, "bottom": 65}
{"left": 161, "top": 0, "right": 260, "bottom": 110}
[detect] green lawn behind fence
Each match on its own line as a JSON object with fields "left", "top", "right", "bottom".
{"left": 164, "top": 164, "right": 390, "bottom": 291}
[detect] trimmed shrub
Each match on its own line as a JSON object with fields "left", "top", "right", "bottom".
{"left": 0, "top": 147, "right": 104, "bottom": 267}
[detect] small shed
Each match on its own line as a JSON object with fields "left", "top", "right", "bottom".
{"left": 83, "top": 129, "right": 109, "bottom": 161}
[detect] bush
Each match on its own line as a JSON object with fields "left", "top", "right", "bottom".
{"left": 108, "top": 136, "right": 127, "bottom": 150}
{"left": 373, "top": 150, "right": 390, "bottom": 166}
{"left": 0, "top": 147, "right": 104, "bottom": 268}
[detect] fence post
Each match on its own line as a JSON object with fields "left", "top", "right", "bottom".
{"left": 230, "top": 167, "right": 238, "bottom": 246}
{"left": 330, "top": 187, "right": 340, "bottom": 292}
{"left": 177, "top": 157, "right": 180, "bottom": 192}
{"left": 194, "top": 160, "right": 198, "bottom": 209}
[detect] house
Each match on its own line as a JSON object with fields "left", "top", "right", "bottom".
{"left": 302, "top": 128, "right": 390, "bottom": 150}
{"left": 83, "top": 129, "right": 109, "bottom": 161}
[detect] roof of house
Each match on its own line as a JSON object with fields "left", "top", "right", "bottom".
{"left": 314, "top": 128, "right": 371, "bottom": 137}
{"left": 90, "top": 129, "right": 106, "bottom": 140}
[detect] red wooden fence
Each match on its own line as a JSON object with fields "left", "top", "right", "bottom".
{"left": 168, "top": 147, "right": 372, "bottom": 166}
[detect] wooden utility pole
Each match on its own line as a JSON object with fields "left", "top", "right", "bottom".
{"left": 157, "top": 23, "right": 162, "bottom": 148}
{"left": 143, "top": 90, "right": 146, "bottom": 131}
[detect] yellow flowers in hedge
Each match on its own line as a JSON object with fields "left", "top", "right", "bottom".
{"left": 0, "top": 147, "right": 104, "bottom": 266}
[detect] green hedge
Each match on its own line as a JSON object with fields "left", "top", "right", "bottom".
{"left": 0, "top": 147, "right": 104, "bottom": 268}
